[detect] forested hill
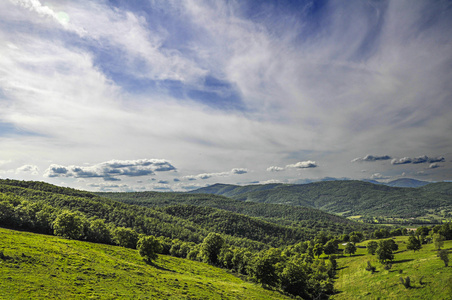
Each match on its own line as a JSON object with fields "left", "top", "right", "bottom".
{"left": 0, "top": 179, "right": 374, "bottom": 249}
{"left": 98, "top": 191, "right": 376, "bottom": 233}
{"left": 191, "top": 180, "right": 452, "bottom": 219}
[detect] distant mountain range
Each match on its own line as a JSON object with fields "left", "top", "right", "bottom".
{"left": 191, "top": 180, "right": 452, "bottom": 219}
{"left": 362, "top": 178, "right": 431, "bottom": 188}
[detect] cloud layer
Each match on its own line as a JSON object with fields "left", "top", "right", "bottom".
{"left": 0, "top": 0, "right": 451, "bottom": 191}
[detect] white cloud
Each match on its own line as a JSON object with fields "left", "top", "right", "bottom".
{"left": 16, "top": 164, "right": 39, "bottom": 175}
{"left": 286, "top": 161, "right": 317, "bottom": 169}
{"left": 267, "top": 166, "right": 284, "bottom": 172}
{"left": 370, "top": 173, "right": 389, "bottom": 180}
{"left": 0, "top": 0, "right": 451, "bottom": 188}
{"left": 44, "top": 159, "right": 175, "bottom": 181}
{"left": 351, "top": 155, "right": 391, "bottom": 162}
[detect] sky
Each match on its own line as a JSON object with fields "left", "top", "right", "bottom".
{"left": 1, "top": 0, "right": 452, "bottom": 192}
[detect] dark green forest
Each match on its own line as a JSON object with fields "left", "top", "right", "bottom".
{"left": 191, "top": 181, "right": 452, "bottom": 222}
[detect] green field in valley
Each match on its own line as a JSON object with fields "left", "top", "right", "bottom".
{"left": 332, "top": 237, "right": 452, "bottom": 299}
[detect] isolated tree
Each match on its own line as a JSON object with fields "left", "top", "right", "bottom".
{"left": 407, "top": 235, "right": 422, "bottom": 252}
{"left": 344, "top": 242, "right": 357, "bottom": 256}
{"left": 367, "top": 241, "right": 378, "bottom": 255}
{"left": 386, "top": 239, "right": 399, "bottom": 252}
{"left": 438, "top": 249, "right": 449, "bottom": 267}
{"left": 53, "top": 210, "right": 84, "bottom": 239}
{"left": 200, "top": 232, "right": 224, "bottom": 265}
{"left": 137, "top": 235, "right": 162, "bottom": 263}
{"left": 113, "top": 227, "right": 139, "bottom": 249}
{"left": 376, "top": 240, "right": 394, "bottom": 264}
{"left": 433, "top": 233, "right": 445, "bottom": 250}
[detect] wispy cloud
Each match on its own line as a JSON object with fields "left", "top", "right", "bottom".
{"left": 1, "top": 0, "right": 451, "bottom": 189}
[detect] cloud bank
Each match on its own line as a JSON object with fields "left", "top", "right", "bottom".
{"left": 44, "top": 159, "right": 175, "bottom": 181}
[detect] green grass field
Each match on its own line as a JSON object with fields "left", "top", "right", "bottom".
{"left": 0, "top": 227, "right": 289, "bottom": 300}
{"left": 332, "top": 237, "right": 452, "bottom": 299}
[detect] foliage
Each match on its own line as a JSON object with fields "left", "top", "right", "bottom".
{"left": 365, "top": 261, "right": 376, "bottom": 273}
{"left": 399, "top": 276, "right": 411, "bottom": 289}
{"left": 191, "top": 180, "right": 452, "bottom": 220}
{"left": 433, "top": 233, "right": 445, "bottom": 250}
{"left": 53, "top": 210, "right": 85, "bottom": 239}
{"left": 113, "top": 227, "right": 139, "bottom": 249}
{"left": 407, "top": 235, "right": 422, "bottom": 252}
{"left": 249, "top": 248, "right": 284, "bottom": 288}
{"left": 200, "top": 232, "right": 224, "bottom": 265}
{"left": 376, "top": 239, "right": 395, "bottom": 264}
{"left": 344, "top": 242, "right": 357, "bottom": 256}
{"left": 438, "top": 249, "right": 449, "bottom": 267}
{"left": 367, "top": 241, "right": 378, "bottom": 255}
{"left": 137, "top": 235, "right": 162, "bottom": 263}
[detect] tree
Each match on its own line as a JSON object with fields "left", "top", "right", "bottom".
{"left": 349, "top": 233, "right": 361, "bottom": 244}
{"left": 113, "top": 227, "right": 139, "bottom": 249}
{"left": 200, "top": 233, "right": 224, "bottom": 265}
{"left": 137, "top": 235, "right": 162, "bottom": 263}
{"left": 53, "top": 210, "right": 84, "bottom": 240}
{"left": 407, "top": 235, "right": 422, "bottom": 252}
{"left": 438, "top": 249, "right": 449, "bottom": 267}
{"left": 323, "top": 240, "right": 338, "bottom": 257}
{"left": 433, "top": 233, "right": 445, "bottom": 250}
{"left": 88, "top": 219, "right": 112, "bottom": 244}
{"left": 344, "top": 242, "right": 356, "bottom": 256}
{"left": 279, "top": 256, "right": 310, "bottom": 298}
{"left": 386, "top": 239, "right": 399, "bottom": 252}
{"left": 367, "top": 241, "right": 378, "bottom": 255}
{"left": 249, "top": 248, "right": 284, "bottom": 288}
{"left": 313, "top": 243, "right": 324, "bottom": 258}
{"left": 376, "top": 240, "right": 394, "bottom": 264}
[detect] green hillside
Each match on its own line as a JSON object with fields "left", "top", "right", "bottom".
{"left": 192, "top": 181, "right": 452, "bottom": 222}
{"left": 0, "top": 227, "right": 289, "bottom": 300}
{"left": 332, "top": 237, "right": 452, "bottom": 299}
{"left": 98, "top": 190, "right": 377, "bottom": 239}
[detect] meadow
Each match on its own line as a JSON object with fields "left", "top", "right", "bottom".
{"left": 0, "top": 227, "right": 289, "bottom": 300}
{"left": 332, "top": 237, "right": 452, "bottom": 299}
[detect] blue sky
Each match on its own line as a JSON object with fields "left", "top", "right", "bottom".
{"left": 1, "top": 0, "right": 451, "bottom": 191}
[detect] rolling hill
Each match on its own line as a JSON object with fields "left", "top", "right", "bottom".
{"left": 191, "top": 181, "right": 452, "bottom": 221}
{"left": 0, "top": 227, "right": 290, "bottom": 300}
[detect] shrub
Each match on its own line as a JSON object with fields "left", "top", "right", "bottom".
{"left": 137, "top": 235, "right": 162, "bottom": 263}
{"left": 365, "top": 261, "right": 376, "bottom": 273}
{"left": 53, "top": 210, "right": 84, "bottom": 240}
{"left": 399, "top": 276, "right": 411, "bottom": 288}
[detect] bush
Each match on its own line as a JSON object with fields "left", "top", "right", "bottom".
{"left": 113, "top": 227, "right": 139, "bottom": 249}
{"left": 137, "top": 235, "right": 162, "bottom": 263}
{"left": 365, "top": 261, "right": 376, "bottom": 273}
{"left": 400, "top": 276, "right": 411, "bottom": 288}
{"left": 53, "top": 210, "right": 84, "bottom": 240}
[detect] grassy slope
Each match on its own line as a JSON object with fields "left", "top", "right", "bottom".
{"left": 332, "top": 237, "right": 452, "bottom": 299}
{"left": 0, "top": 228, "right": 289, "bottom": 300}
